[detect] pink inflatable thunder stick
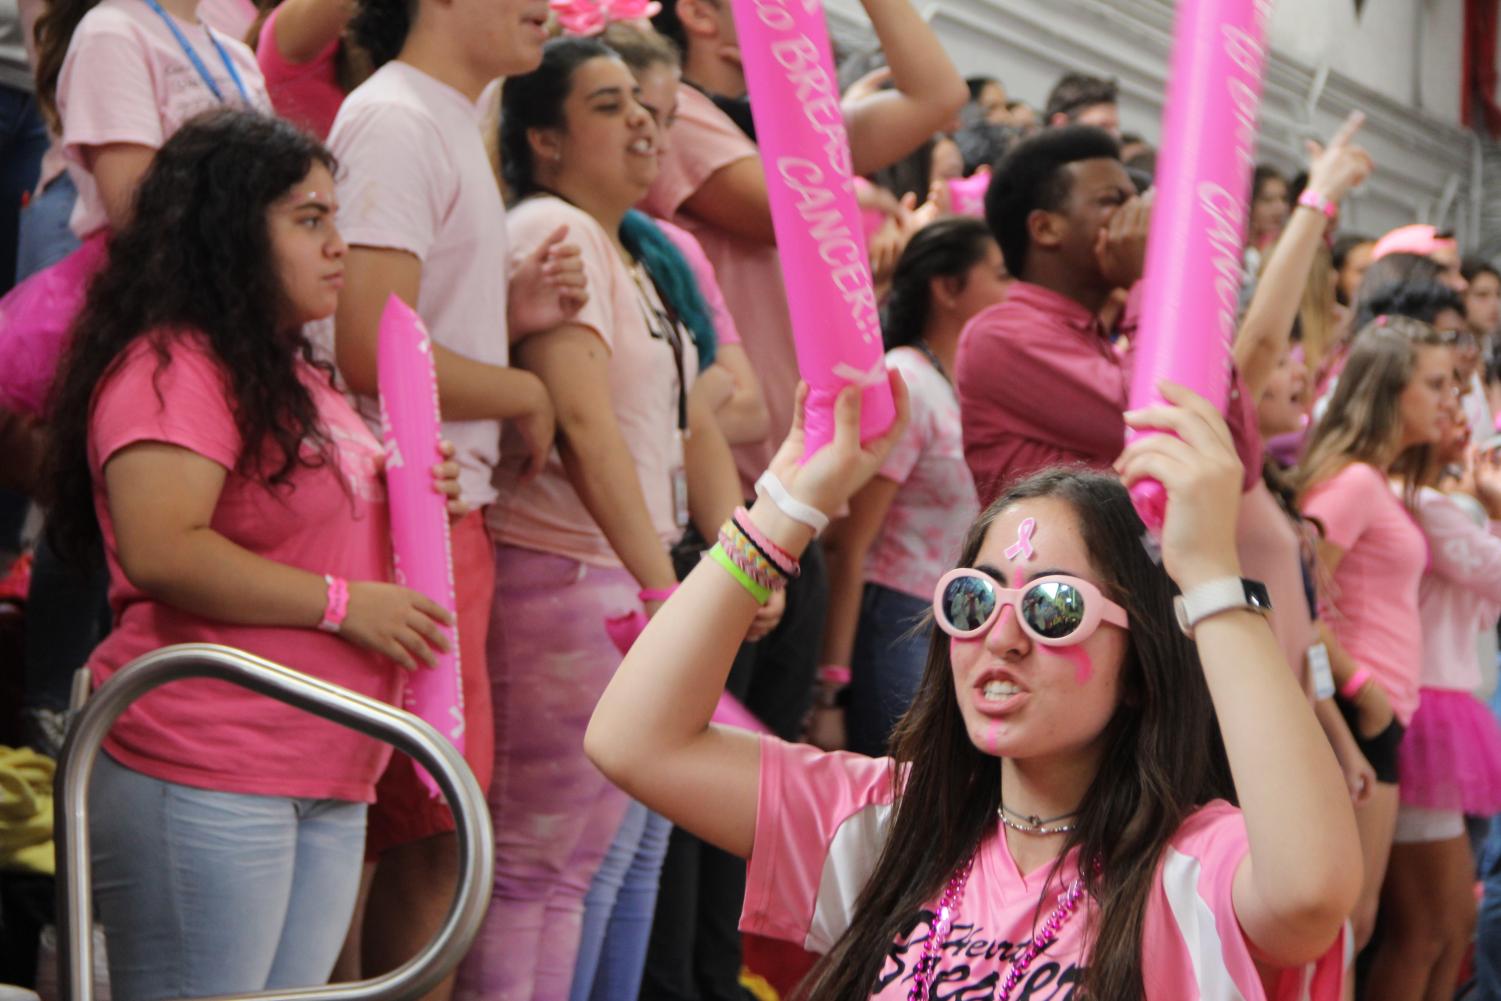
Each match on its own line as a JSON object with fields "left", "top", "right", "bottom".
{"left": 730, "top": 0, "right": 895, "bottom": 455}
{"left": 1127, "top": 0, "right": 1271, "bottom": 531}
{"left": 377, "top": 295, "right": 464, "bottom": 798}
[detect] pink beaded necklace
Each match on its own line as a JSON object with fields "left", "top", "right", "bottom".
{"left": 905, "top": 855, "right": 1090, "bottom": 1001}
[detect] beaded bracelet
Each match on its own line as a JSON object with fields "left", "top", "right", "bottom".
{"left": 733, "top": 507, "right": 800, "bottom": 578}
{"left": 707, "top": 543, "right": 772, "bottom": 605}
{"left": 719, "top": 521, "right": 782, "bottom": 592}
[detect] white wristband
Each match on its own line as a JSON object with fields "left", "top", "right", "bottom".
{"left": 755, "top": 471, "right": 829, "bottom": 535}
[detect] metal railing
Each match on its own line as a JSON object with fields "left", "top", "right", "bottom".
{"left": 53, "top": 643, "right": 494, "bottom": 1001}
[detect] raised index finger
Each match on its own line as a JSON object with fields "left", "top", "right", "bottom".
{"left": 1326, "top": 110, "right": 1365, "bottom": 151}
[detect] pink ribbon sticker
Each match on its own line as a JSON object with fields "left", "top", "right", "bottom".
{"left": 1004, "top": 517, "right": 1036, "bottom": 562}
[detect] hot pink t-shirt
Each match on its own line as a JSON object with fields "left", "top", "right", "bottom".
{"left": 1301, "top": 462, "right": 1427, "bottom": 725}
{"left": 57, "top": 0, "right": 270, "bottom": 238}
{"left": 486, "top": 196, "right": 697, "bottom": 567}
{"left": 866, "top": 347, "right": 978, "bottom": 600}
{"left": 654, "top": 216, "right": 741, "bottom": 348}
{"left": 256, "top": 4, "right": 343, "bottom": 139}
{"left": 745, "top": 738, "right": 1345, "bottom": 1000}
{"left": 86, "top": 333, "right": 400, "bottom": 802}
{"left": 644, "top": 84, "right": 792, "bottom": 494}
{"left": 328, "top": 60, "right": 510, "bottom": 508}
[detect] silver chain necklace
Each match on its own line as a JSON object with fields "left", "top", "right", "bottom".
{"left": 997, "top": 801, "right": 1078, "bottom": 836}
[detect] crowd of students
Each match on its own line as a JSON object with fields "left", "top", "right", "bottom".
{"left": 1, "top": 0, "right": 1500, "bottom": 998}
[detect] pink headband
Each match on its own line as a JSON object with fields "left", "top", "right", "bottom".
{"left": 550, "top": 0, "right": 661, "bottom": 36}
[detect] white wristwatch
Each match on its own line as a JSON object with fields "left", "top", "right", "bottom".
{"left": 1173, "top": 577, "right": 1273, "bottom": 637}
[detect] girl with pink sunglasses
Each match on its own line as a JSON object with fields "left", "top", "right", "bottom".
{"left": 586, "top": 378, "right": 1361, "bottom": 999}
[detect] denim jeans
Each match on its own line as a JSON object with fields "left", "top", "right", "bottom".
{"left": 15, "top": 170, "right": 80, "bottom": 282}
{"left": 89, "top": 753, "right": 367, "bottom": 1001}
{"left": 846, "top": 582, "right": 932, "bottom": 757}
{"left": 0, "top": 83, "right": 48, "bottom": 294}
{"left": 571, "top": 802, "right": 673, "bottom": 1001}
{"left": 1478, "top": 817, "right": 1501, "bottom": 1000}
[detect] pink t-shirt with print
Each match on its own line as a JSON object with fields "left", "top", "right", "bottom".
{"left": 328, "top": 60, "right": 510, "bottom": 508}
{"left": 744, "top": 739, "right": 1345, "bottom": 1000}
{"left": 487, "top": 196, "right": 697, "bottom": 568}
{"left": 86, "top": 333, "right": 400, "bottom": 803}
{"left": 865, "top": 346, "right": 978, "bottom": 600}
{"left": 644, "top": 84, "right": 793, "bottom": 494}
{"left": 58, "top": 0, "right": 269, "bottom": 238}
{"left": 256, "top": 3, "right": 343, "bottom": 139}
{"left": 1301, "top": 462, "right": 1428, "bottom": 725}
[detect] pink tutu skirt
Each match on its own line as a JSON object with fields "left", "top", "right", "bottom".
{"left": 1398, "top": 687, "right": 1501, "bottom": 812}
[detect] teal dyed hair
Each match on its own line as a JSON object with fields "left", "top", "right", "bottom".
{"left": 619, "top": 209, "right": 717, "bottom": 369}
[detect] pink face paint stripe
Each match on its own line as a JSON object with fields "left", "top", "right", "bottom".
{"left": 1055, "top": 644, "right": 1094, "bottom": 685}
{"left": 1004, "top": 517, "right": 1036, "bottom": 561}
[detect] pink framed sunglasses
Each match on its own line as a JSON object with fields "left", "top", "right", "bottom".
{"left": 933, "top": 568, "right": 1130, "bottom": 645}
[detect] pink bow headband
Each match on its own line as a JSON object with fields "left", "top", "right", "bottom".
{"left": 550, "top": 0, "right": 661, "bottom": 36}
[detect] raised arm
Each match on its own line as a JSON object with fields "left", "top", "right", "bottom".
{"left": 1117, "top": 383, "right": 1361, "bottom": 966}
{"left": 841, "top": 0, "right": 967, "bottom": 176}
{"left": 264, "top": 0, "right": 352, "bottom": 63}
{"left": 586, "top": 376, "right": 910, "bottom": 855}
{"left": 1234, "top": 113, "right": 1372, "bottom": 396}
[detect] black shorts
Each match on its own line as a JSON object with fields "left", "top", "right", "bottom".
{"left": 1337, "top": 696, "right": 1406, "bottom": 785}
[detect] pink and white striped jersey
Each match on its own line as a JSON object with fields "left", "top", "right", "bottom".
{"left": 742, "top": 738, "right": 1345, "bottom": 1000}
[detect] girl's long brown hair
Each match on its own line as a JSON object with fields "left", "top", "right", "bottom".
{"left": 33, "top": 0, "right": 100, "bottom": 128}
{"left": 1292, "top": 316, "right": 1452, "bottom": 510}
{"left": 798, "top": 469, "right": 1234, "bottom": 1000}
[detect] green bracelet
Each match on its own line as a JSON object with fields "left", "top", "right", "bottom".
{"left": 708, "top": 543, "right": 771, "bottom": 605}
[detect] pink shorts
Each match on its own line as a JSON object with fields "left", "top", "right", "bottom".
{"left": 366, "top": 510, "right": 495, "bottom": 857}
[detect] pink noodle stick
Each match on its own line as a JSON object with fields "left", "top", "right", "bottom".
{"left": 377, "top": 295, "right": 464, "bottom": 799}
{"left": 1126, "top": 0, "right": 1271, "bottom": 532}
{"left": 730, "top": 0, "right": 895, "bottom": 457}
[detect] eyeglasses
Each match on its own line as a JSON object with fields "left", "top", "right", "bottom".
{"left": 933, "top": 569, "right": 1130, "bottom": 645}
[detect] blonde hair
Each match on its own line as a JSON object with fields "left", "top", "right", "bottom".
{"left": 1293, "top": 315, "right": 1451, "bottom": 509}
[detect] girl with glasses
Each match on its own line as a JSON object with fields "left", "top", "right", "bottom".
{"left": 587, "top": 378, "right": 1360, "bottom": 999}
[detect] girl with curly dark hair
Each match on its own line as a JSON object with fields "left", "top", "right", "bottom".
{"left": 44, "top": 109, "right": 456, "bottom": 1000}
{"left": 587, "top": 380, "right": 1362, "bottom": 1000}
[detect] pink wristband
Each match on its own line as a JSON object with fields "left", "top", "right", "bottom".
{"left": 1339, "top": 667, "right": 1372, "bottom": 701}
{"left": 1296, "top": 189, "right": 1338, "bottom": 221}
{"left": 638, "top": 585, "right": 679, "bottom": 603}
{"left": 319, "top": 575, "right": 349, "bottom": 633}
{"left": 818, "top": 664, "right": 852, "bottom": 687}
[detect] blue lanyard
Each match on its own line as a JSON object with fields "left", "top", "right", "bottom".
{"left": 141, "top": 0, "right": 251, "bottom": 105}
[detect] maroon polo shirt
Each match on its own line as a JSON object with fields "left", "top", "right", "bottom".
{"left": 955, "top": 281, "right": 1260, "bottom": 506}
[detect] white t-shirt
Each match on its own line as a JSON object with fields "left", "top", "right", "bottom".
{"left": 327, "top": 61, "right": 511, "bottom": 507}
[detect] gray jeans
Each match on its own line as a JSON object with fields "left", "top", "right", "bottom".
{"left": 89, "top": 753, "right": 367, "bottom": 1001}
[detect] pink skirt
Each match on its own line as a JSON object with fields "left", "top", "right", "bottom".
{"left": 1398, "top": 687, "right": 1501, "bottom": 812}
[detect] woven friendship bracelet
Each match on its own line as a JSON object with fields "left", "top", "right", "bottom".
{"left": 732, "top": 507, "right": 800, "bottom": 578}
{"left": 719, "top": 521, "right": 783, "bottom": 592}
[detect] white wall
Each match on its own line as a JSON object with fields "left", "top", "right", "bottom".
{"left": 823, "top": 0, "right": 1479, "bottom": 244}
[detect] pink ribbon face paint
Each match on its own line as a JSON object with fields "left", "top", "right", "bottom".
{"left": 1004, "top": 517, "right": 1037, "bottom": 562}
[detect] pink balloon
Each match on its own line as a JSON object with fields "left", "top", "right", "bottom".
{"left": 1127, "top": 0, "right": 1271, "bottom": 532}
{"left": 0, "top": 232, "right": 109, "bottom": 416}
{"left": 378, "top": 295, "right": 463, "bottom": 798}
{"left": 731, "top": 0, "right": 895, "bottom": 456}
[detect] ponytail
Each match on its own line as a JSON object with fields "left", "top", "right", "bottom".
{"left": 880, "top": 216, "right": 994, "bottom": 350}
{"left": 620, "top": 210, "right": 715, "bottom": 369}
{"left": 33, "top": 0, "right": 103, "bottom": 128}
